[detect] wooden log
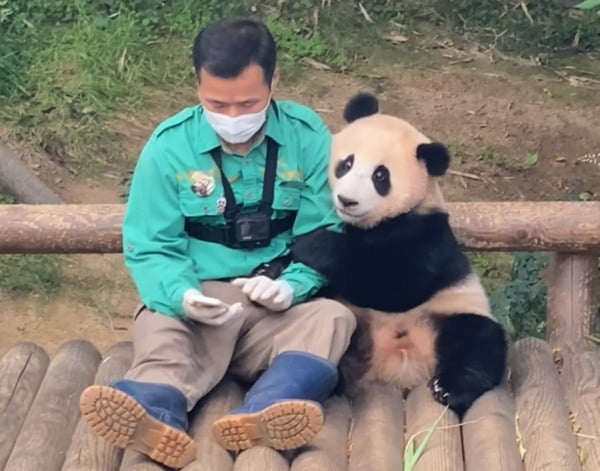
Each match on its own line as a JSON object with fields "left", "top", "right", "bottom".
{"left": 0, "top": 342, "right": 50, "bottom": 470}
{"left": 462, "top": 381, "right": 523, "bottom": 471}
{"left": 2, "top": 202, "right": 600, "bottom": 254}
{"left": 0, "top": 204, "right": 122, "bottom": 254}
{"left": 448, "top": 202, "right": 600, "bottom": 251}
{"left": 233, "top": 447, "right": 289, "bottom": 471}
{"left": 61, "top": 341, "right": 134, "bottom": 471}
{"left": 404, "top": 384, "right": 463, "bottom": 471}
{"left": 347, "top": 385, "right": 404, "bottom": 471}
{"left": 559, "top": 345, "right": 600, "bottom": 471}
{"left": 3, "top": 339, "right": 102, "bottom": 471}
{"left": 119, "top": 451, "right": 168, "bottom": 471}
{"left": 291, "top": 395, "right": 352, "bottom": 471}
{"left": 184, "top": 378, "right": 244, "bottom": 471}
{"left": 0, "top": 142, "right": 62, "bottom": 204}
{"left": 547, "top": 252, "right": 598, "bottom": 348}
{"left": 510, "top": 337, "right": 582, "bottom": 471}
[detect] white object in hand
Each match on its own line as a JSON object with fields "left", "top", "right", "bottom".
{"left": 232, "top": 276, "right": 293, "bottom": 312}
{"left": 182, "top": 289, "right": 242, "bottom": 326}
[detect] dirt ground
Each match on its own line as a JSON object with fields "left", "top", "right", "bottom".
{"left": 1, "top": 49, "right": 599, "bottom": 358}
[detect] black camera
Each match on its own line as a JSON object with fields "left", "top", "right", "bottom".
{"left": 231, "top": 212, "right": 271, "bottom": 248}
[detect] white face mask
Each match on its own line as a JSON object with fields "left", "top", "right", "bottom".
{"left": 203, "top": 99, "right": 270, "bottom": 144}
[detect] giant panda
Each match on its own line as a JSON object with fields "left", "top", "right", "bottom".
{"left": 292, "top": 92, "right": 508, "bottom": 416}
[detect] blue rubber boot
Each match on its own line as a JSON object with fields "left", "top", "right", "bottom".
{"left": 79, "top": 379, "right": 196, "bottom": 468}
{"left": 212, "top": 351, "right": 339, "bottom": 451}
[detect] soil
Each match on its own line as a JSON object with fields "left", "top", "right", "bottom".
{"left": 1, "top": 47, "right": 599, "bottom": 358}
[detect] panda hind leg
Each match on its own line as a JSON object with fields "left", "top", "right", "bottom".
{"left": 428, "top": 313, "right": 507, "bottom": 416}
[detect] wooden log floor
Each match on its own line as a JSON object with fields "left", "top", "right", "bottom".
{"left": 1, "top": 337, "right": 599, "bottom": 471}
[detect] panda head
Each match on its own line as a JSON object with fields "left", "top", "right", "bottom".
{"left": 329, "top": 92, "right": 450, "bottom": 229}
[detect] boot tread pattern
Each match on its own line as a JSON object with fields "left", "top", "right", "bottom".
{"left": 212, "top": 400, "right": 324, "bottom": 451}
{"left": 79, "top": 385, "right": 196, "bottom": 468}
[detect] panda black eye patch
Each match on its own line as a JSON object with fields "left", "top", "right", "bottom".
{"left": 372, "top": 165, "right": 390, "bottom": 196}
{"left": 334, "top": 154, "right": 354, "bottom": 178}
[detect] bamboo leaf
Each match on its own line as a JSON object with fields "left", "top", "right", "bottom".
{"left": 575, "top": 0, "right": 600, "bottom": 9}
{"left": 404, "top": 406, "right": 449, "bottom": 471}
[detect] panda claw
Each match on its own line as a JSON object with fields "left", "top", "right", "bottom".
{"left": 429, "top": 377, "right": 450, "bottom": 405}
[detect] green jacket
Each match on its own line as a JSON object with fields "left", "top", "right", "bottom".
{"left": 122, "top": 100, "right": 341, "bottom": 318}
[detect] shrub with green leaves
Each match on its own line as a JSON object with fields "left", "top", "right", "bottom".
{"left": 488, "top": 252, "right": 549, "bottom": 340}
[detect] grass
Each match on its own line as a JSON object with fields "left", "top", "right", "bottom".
{"left": 0, "top": 0, "right": 355, "bottom": 173}
{"left": 1, "top": 0, "right": 598, "bottom": 174}
{"left": 0, "top": 193, "right": 15, "bottom": 204}
{"left": 477, "top": 147, "right": 510, "bottom": 170}
{"left": 404, "top": 406, "right": 449, "bottom": 470}
{"left": 0, "top": 255, "right": 62, "bottom": 296}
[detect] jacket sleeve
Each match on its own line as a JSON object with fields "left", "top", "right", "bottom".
{"left": 122, "top": 134, "right": 198, "bottom": 318}
{"left": 278, "top": 120, "right": 343, "bottom": 304}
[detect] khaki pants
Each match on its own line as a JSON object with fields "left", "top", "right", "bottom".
{"left": 124, "top": 281, "right": 356, "bottom": 410}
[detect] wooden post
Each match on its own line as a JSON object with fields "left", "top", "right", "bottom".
{"left": 547, "top": 252, "right": 598, "bottom": 348}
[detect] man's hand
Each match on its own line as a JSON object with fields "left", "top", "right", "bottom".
{"left": 232, "top": 276, "right": 293, "bottom": 312}
{"left": 182, "top": 289, "right": 242, "bottom": 326}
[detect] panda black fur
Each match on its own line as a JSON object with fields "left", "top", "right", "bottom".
{"left": 292, "top": 92, "right": 508, "bottom": 416}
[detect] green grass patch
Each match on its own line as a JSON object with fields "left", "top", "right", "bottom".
{"left": 0, "top": 255, "right": 62, "bottom": 296}
{"left": 2, "top": 0, "right": 598, "bottom": 173}
{"left": 0, "top": 193, "right": 16, "bottom": 204}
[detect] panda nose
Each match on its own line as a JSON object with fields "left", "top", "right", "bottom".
{"left": 337, "top": 194, "right": 358, "bottom": 208}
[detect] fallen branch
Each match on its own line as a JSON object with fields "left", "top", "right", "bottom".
{"left": 448, "top": 169, "right": 483, "bottom": 181}
{"left": 0, "top": 142, "right": 62, "bottom": 204}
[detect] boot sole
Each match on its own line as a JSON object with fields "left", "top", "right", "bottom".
{"left": 211, "top": 400, "right": 324, "bottom": 451}
{"left": 79, "top": 385, "right": 196, "bottom": 468}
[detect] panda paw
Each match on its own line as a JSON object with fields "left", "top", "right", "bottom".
{"left": 429, "top": 377, "right": 450, "bottom": 404}
{"left": 427, "top": 374, "right": 479, "bottom": 416}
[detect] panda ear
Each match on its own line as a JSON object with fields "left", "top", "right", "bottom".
{"left": 343, "top": 92, "right": 379, "bottom": 123}
{"left": 417, "top": 142, "right": 450, "bottom": 176}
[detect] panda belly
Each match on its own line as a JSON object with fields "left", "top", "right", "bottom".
{"left": 366, "top": 308, "right": 437, "bottom": 390}
{"left": 340, "top": 272, "right": 498, "bottom": 396}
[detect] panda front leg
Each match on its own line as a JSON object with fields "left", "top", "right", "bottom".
{"left": 428, "top": 313, "right": 508, "bottom": 416}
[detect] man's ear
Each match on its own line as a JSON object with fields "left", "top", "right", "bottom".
{"left": 271, "top": 67, "right": 280, "bottom": 90}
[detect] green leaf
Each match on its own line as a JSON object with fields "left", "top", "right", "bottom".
{"left": 523, "top": 152, "right": 539, "bottom": 169}
{"left": 578, "top": 191, "right": 592, "bottom": 201}
{"left": 404, "top": 406, "right": 449, "bottom": 471}
{"left": 574, "top": 0, "right": 600, "bottom": 9}
{"left": 404, "top": 435, "right": 415, "bottom": 465}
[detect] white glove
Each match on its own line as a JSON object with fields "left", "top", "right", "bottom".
{"left": 182, "top": 289, "right": 242, "bottom": 326}
{"left": 231, "top": 276, "right": 294, "bottom": 312}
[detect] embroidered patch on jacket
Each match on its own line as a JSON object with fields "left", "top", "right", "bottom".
{"left": 190, "top": 171, "right": 215, "bottom": 197}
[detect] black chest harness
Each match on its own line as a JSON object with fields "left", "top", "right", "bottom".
{"left": 184, "top": 135, "right": 296, "bottom": 249}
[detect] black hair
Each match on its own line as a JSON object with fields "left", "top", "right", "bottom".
{"left": 192, "top": 17, "right": 277, "bottom": 84}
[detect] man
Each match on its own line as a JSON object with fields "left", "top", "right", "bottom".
{"left": 79, "top": 17, "right": 356, "bottom": 469}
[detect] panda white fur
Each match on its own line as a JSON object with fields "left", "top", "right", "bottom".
{"left": 292, "top": 92, "right": 507, "bottom": 415}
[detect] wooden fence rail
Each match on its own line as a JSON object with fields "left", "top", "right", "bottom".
{"left": 0, "top": 202, "right": 598, "bottom": 348}
{"left": 1, "top": 202, "right": 600, "bottom": 254}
